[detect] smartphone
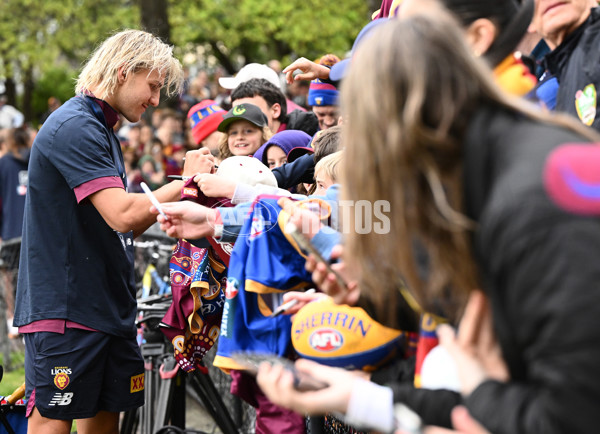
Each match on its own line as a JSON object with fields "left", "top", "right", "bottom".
{"left": 284, "top": 222, "right": 347, "bottom": 290}
{"left": 232, "top": 352, "right": 328, "bottom": 392}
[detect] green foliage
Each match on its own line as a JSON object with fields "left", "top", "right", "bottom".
{"left": 0, "top": 0, "right": 137, "bottom": 117}
{"left": 170, "top": 0, "right": 370, "bottom": 69}
{"left": 0, "top": 0, "right": 371, "bottom": 119}
{"left": 32, "top": 67, "right": 77, "bottom": 124}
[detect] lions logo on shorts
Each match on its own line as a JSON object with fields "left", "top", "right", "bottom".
{"left": 51, "top": 366, "right": 72, "bottom": 390}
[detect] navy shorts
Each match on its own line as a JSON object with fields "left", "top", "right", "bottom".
{"left": 24, "top": 328, "right": 145, "bottom": 420}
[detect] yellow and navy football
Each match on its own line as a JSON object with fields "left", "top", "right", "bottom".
{"left": 291, "top": 296, "right": 407, "bottom": 371}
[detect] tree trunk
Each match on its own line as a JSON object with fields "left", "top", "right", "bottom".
{"left": 3, "top": 77, "right": 17, "bottom": 107}
{"left": 138, "top": 0, "right": 176, "bottom": 108}
{"left": 208, "top": 40, "right": 236, "bottom": 75}
{"left": 139, "top": 0, "right": 171, "bottom": 43}
{"left": 22, "top": 66, "right": 34, "bottom": 124}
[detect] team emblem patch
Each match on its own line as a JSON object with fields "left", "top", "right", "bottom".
{"left": 225, "top": 278, "right": 239, "bottom": 299}
{"left": 249, "top": 215, "right": 266, "bottom": 240}
{"left": 309, "top": 328, "right": 343, "bottom": 352}
{"left": 233, "top": 105, "right": 246, "bottom": 116}
{"left": 130, "top": 373, "right": 144, "bottom": 393}
{"left": 575, "top": 83, "right": 597, "bottom": 126}
{"left": 183, "top": 187, "right": 199, "bottom": 197}
{"left": 53, "top": 373, "right": 70, "bottom": 390}
{"left": 51, "top": 367, "right": 72, "bottom": 390}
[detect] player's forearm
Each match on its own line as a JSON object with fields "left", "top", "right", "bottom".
{"left": 90, "top": 181, "right": 184, "bottom": 234}
{"left": 130, "top": 180, "right": 185, "bottom": 235}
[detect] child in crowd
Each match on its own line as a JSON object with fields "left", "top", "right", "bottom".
{"left": 193, "top": 128, "right": 343, "bottom": 205}
{"left": 265, "top": 144, "right": 287, "bottom": 169}
{"left": 217, "top": 103, "right": 272, "bottom": 160}
{"left": 253, "top": 129, "right": 313, "bottom": 170}
{"left": 187, "top": 99, "right": 226, "bottom": 157}
{"left": 313, "top": 150, "right": 342, "bottom": 196}
{"left": 297, "top": 126, "right": 342, "bottom": 195}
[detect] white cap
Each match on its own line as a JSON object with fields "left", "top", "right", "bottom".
{"left": 219, "top": 63, "right": 281, "bottom": 90}
{"left": 216, "top": 156, "right": 278, "bottom": 187}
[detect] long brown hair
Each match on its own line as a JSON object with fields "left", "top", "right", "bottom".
{"left": 340, "top": 13, "right": 600, "bottom": 323}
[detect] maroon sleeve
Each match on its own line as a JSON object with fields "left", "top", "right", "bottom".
{"left": 74, "top": 176, "right": 124, "bottom": 203}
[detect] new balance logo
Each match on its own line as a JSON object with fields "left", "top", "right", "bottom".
{"left": 48, "top": 392, "right": 73, "bottom": 406}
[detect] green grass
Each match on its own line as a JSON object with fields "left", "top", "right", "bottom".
{"left": 1, "top": 349, "right": 77, "bottom": 431}
{"left": 0, "top": 350, "right": 26, "bottom": 397}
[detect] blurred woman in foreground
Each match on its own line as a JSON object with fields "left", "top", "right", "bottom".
{"left": 257, "top": 12, "right": 600, "bottom": 434}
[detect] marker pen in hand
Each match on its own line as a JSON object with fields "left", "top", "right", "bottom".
{"left": 270, "top": 288, "right": 317, "bottom": 317}
{"left": 140, "top": 182, "right": 169, "bottom": 221}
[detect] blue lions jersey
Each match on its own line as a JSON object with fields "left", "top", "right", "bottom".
{"left": 214, "top": 195, "right": 314, "bottom": 371}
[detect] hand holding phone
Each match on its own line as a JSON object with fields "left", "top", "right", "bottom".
{"left": 270, "top": 288, "right": 317, "bottom": 317}
{"left": 233, "top": 352, "right": 328, "bottom": 392}
{"left": 284, "top": 222, "right": 347, "bottom": 290}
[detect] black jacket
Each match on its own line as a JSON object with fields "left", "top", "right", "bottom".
{"left": 272, "top": 153, "right": 315, "bottom": 188}
{"left": 383, "top": 105, "right": 600, "bottom": 433}
{"left": 543, "top": 7, "right": 600, "bottom": 131}
{"left": 461, "top": 105, "right": 600, "bottom": 433}
{"left": 285, "top": 109, "right": 319, "bottom": 137}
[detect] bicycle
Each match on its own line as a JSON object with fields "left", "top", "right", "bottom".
{"left": 133, "top": 240, "right": 173, "bottom": 300}
{"left": 121, "top": 237, "right": 253, "bottom": 434}
{"left": 120, "top": 294, "right": 240, "bottom": 434}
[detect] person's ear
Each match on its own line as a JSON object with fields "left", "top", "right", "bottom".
{"left": 271, "top": 103, "right": 282, "bottom": 120}
{"left": 465, "top": 18, "right": 497, "bottom": 57}
{"left": 117, "top": 66, "right": 127, "bottom": 84}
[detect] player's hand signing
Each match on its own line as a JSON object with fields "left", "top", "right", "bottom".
{"left": 181, "top": 148, "right": 216, "bottom": 177}
{"left": 278, "top": 290, "right": 325, "bottom": 317}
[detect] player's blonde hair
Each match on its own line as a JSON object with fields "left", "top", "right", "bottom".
{"left": 75, "top": 29, "right": 183, "bottom": 98}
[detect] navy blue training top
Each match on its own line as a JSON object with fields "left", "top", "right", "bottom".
{"left": 14, "top": 96, "right": 137, "bottom": 338}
